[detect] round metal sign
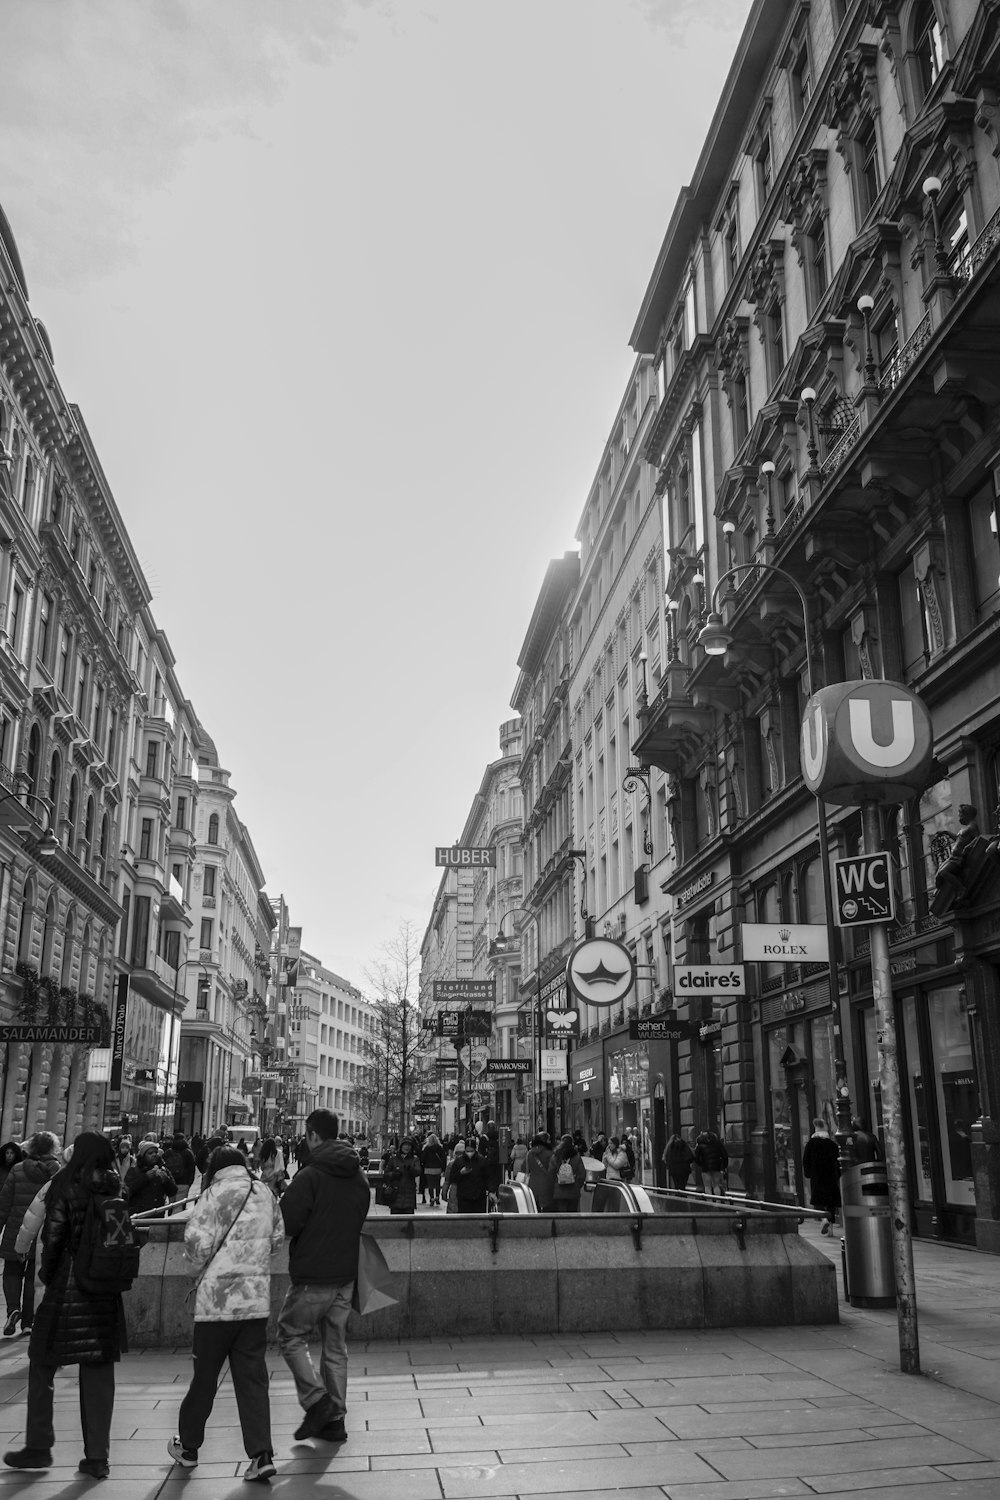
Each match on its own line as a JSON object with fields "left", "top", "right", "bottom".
{"left": 566, "top": 937, "right": 636, "bottom": 1009}
{"left": 800, "top": 679, "right": 934, "bottom": 805}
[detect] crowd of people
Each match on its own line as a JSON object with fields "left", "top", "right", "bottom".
{"left": 0, "top": 1111, "right": 371, "bottom": 1483}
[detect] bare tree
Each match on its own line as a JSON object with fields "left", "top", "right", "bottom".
{"left": 363, "top": 920, "right": 422, "bottom": 1139}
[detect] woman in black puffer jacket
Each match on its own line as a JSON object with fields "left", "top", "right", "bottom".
{"left": 4, "top": 1133, "right": 128, "bottom": 1478}
{"left": 0, "top": 1132, "right": 60, "bottom": 1337}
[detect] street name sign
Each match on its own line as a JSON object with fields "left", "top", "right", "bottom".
{"left": 435, "top": 846, "right": 496, "bottom": 868}
{"left": 433, "top": 981, "right": 495, "bottom": 1002}
{"left": 834, "top": 853, "right": 895, "bottom": 926}
{"left": 629, "top": 1018, "right": 700, "bottom": 1042}
{"left": 741, "top": 923, "right": 830, "bottom": 962}
{"left": 674, "top": 964, "right": 746, "bottom": 995}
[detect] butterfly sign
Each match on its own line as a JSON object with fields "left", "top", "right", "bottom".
{"left": 545, "top": 1008, "right": 580, "bottom": 1039}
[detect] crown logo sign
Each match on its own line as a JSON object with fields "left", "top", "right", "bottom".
{"left": 779, "top": 927, "right": 791, "bottom": 942}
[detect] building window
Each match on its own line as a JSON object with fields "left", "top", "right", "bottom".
{"left": 37, "top": 592, "right": 52, "bottom": 667}
{"left": 58, "top": 628, "right": 72, "bottom": 696}
{"left": 200, "top": 917, "right": 214, "bottom": 950}
{"left": 130, "top": 894, "right": 151, "bottom": 968}
{"left": 897, "top": 558, "right": 931, "bottom": 675}
{"left": 858, "top": 120, "right": 881, "bottom": 219}
{"left": 732, "top": 375, "right": 750, "bottom": 449}
{"left": 75, "top": 656, "right": 89, "bottom": 720}
{"left": 914, "top": 0, "right": 944, "bottom": 99}
{"left": 757, "top": 134, "right": 773, "bottom": 206}
{"left": 204, "top": 865, "right": 216, "bottom": 898}
{"left": 725, "top": 219, "right": 739, "bottom": 287}
{"left": 107, "top": 710, "right": 118, "bottom": 769}
{"left": 207, "top": 813, "right": 219, "bottom": 845}
{"left": 790, "top": 40, "right": 811, "bottom": 123}
{"left": 119, "top": 889, "right": 131, "bottom": 960}
{"left": 25, "top": 724, "right": 41, "bottom": 798}
{"left": 806, "top": 221, "right": 828, "bottom": 311}
{"left": 175, "top": 796, "right": 187, "bottom": 830}
{"left": 764, "top": 305, "right": 785, "bottom": 387}
{"left": 92, "top": 683, "right": 104, "bottom": 745}
{"left": 9, "top": 584, "right": 23, "bottom": 656}
{"left": 139, "top": 818, "right": 153, "bottom": 861}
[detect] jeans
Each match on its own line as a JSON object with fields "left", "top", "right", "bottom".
{"left": 178, "top": 1319, "right": 271, "bottom": 1457}
{"left": 26, "top": 1361, "right": 115, "bottom": 1461}
{"left": 3, "top": 1256, "right": 35, "bottom": 1325}
{"left": 277, "top": 1281, "right": 353, "bottom": 1417}
{"left": 702, "top": 1170, "right": 725, "bottom": 1196}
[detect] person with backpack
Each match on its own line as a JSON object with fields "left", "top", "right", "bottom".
{"left": 549, "top": 1135, "right": 586, "bottom": 1211}
{"left": 163, "top": 1133, "right": 196, "bottom": 1200}
{"left": 167, "top": 1145, "right": 285, "bottom": 1482}
{"left": 3, "top": 1132, "right": 132, "bottom": 1477}
{"left": 0, "top": 1132, "right": 61, "bottom": 1338}
{"left": 693, "top": 1128, "right": 729, "bottom": 1196}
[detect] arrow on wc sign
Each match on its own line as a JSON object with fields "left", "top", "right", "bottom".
{"left": 833, "top": 853, "right": 895, "bottom": 927}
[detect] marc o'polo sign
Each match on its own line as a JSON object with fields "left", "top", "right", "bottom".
{"left": 435, "top": 846, "right": 496, "bottom": 868}
{"left": 674, "top": 964, "right": 746, "bottom": 995}
{"left": 741, "top": 924, "right": 830, "bottom": 962}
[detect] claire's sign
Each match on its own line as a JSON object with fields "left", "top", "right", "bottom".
{"left": 674, "top": 964, "right": 746, "bottom": 995}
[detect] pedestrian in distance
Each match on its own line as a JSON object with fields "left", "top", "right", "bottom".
{"left": 549, "top": 1134, "right": 586, "bottom": 1212}
{"left": 479, "top": 1121, "right": 503, "bottom": 1208}
{"left": 168, "top": 1145, "right": 285, "bottom": 1483}
{"left": 693, "top": 1128, "right": 728, "bottom": 1196}
{"left": 509, "top": 1135, "right": 528, "bottom": 1180}
{"left": 163, "top": 1132, "right": 197, "bottom": 1201}
{"left": 0, "top": 1132, "right": 61, "bottom": 1338}
{"left": 383, "top": 1137, "right": 421, "bottom": 1214}
{"left": 602, "top": 1136, "right": 630, "bottom": 1182}
{"left": 4, "top": 1132, "right": 129, "bottom": 1478}
{"left": 662, "top": 1132, "right": 696, "bottom": 1192}
{"left": 258, "top": 1138, "right": 285, "bottom": 1197}
{"left": 447, "top": 1138, "right": 489, "bottom": 1213}
{"left": 523, "top": 1133, "right": 553, "bottom": 1211}
{"left": 276, "top": 1108, "right": 370, "bottom": 1445}
{"left": 848, "top": 1116, "right": 882, "bottom": 1163}
{"left": 803, "top": 1117, "right": 841, "bottom": 1235}
{"left": 0, "top": 1141, "right": 23, "bottom": 1196}
{"left": 124, "top": 1140, "right": 177, "bottom": 1215}
{"left": 420, "top": 1134, "right": 447, "bottom": 1206}
{"left": 114, "top": 1134, "right": 134, "bottom": 1178}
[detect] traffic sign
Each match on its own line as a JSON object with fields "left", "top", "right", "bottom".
{"left": 834, "top": 853, "right": 895, "bottom": 926}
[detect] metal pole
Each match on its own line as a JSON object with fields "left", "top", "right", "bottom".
{"left": 862, "top": 798, "right": 920, "bottom": 1374}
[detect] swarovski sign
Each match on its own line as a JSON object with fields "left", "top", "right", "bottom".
{"left": 741, "top": 923, "right": 830, "bottom": 962}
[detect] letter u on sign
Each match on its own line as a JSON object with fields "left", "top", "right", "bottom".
{"left": 847, "top": 698, "right": 915, "bottom": 768}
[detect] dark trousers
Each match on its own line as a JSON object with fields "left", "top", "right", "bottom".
{"left": 26, "top": 1360, "right": 115, "bottom": 1461}
{"left": 178, "top": 1319, "right": 271, "bottom": 1458}
{"left": 3, "top": 1256, "right": 36, "bottom": 1324}
{"left": 669, "top": 1172, "right": 691, "bottom": 1191}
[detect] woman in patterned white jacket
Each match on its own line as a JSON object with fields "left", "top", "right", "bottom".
{"left": 168, "top": 1146, "right": 285, "bottom": 1484}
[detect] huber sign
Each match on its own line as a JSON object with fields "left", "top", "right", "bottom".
{"left": 435, "top": 846, "right": 496, "bottom": 868}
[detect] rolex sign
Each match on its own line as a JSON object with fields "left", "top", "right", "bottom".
{"left": 800, "top": 680, "right": 933, "bottom": 806}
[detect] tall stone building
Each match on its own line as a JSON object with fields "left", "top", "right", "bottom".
{"left": 629, "top": 0, "right": 1000, "bottom": 1245}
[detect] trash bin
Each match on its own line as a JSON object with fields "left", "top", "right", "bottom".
{"left": 840, "top": 1161, "right": 896, "bottom": 1307}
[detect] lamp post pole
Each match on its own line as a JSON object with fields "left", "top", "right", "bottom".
{"left": 700, "top": 561, "right": 853, "bottom": 1151}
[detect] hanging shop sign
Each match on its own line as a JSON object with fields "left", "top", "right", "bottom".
{"left": 628, "top": 1018, "right": 700, "bottom": 1042}
{"left": 434, "top": 980, "right": 495, "bottom": 1003}
{"left": 437, "top": 1009, "right": 493, "bottom": 1037}
{"left": 0, "top": 1023, "right": 102, "bottom": 1044}
{"left": 435, "top": 846, "right": 496, "bottom": 868}
{"left": 541, "top": 1049, "right": 567, "bottom": 1082}
{"left": 110, "top": 975, "right": 129, "bottom": 1091}
{"left": 801, "top": 679, "right": 934, "bottom": 805}
{"left": 674, "top": 964, "right": 746, "bottom": 995}
{"left": 566, "top": 937, "right": 636, "bottom": 1008}
{"left": 485, "top": 1059, "right": 533, "bottom": 1075}
{"left": 741, "top": 924, "right": 830, "bottom": 962}
{"left": 545, "top": 1007, "right": 581, "bottom": 1039}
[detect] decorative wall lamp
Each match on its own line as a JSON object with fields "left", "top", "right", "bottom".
{"left": 921, "top": 175, "right": 949, "bottom": 275}
{"left": 856, "top": 293, "right": 878, "bottom": 388}
{"left": 800, "top": 386, "right": 820, "bottom": 475}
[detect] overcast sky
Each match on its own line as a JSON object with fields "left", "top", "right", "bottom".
{"left": 3, "top": 0, "right": 750, "bottom": 986}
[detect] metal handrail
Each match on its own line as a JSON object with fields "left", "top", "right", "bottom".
{"left": 642, "top": 1185, "right": 830, "bottom": 1221}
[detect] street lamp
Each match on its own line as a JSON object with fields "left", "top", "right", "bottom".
{"left": 0, "top": 789, "right": 59, "bottom": 859}
{"left": 857, "top": 293, "right": 878, "bottom": 389}
{"left": 698, "top": 559, "right": 852, "bottom": 1149}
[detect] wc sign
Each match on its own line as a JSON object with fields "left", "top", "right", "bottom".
{"left": 801, "top": 680, "right": 933, "bottom": 806}
{"left": 834, "top": 853, "right": 895, "bottom": 927}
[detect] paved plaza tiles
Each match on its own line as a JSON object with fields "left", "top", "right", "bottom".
{"left": 0, "top": 1222, "right": 999, "bottom": 1497}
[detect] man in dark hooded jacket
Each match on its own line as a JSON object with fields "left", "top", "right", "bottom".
{"left": 276, "top": 1108, "right": 369, "bottom": 1444}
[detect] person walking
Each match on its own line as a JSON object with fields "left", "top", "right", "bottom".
{"left": 447, "top": 1139, "right": 489, "bottom": 1213}
{"left": 420, "top": 1134, "right": 447, "bottom": 1206}
{"left": 802, "top": 1118, "right": 841, "bottom": 1235}
{"left": 524, "top": 1133, "right": 553, "bottom": 1211}
{"left": 163, "top": 1133, "right": 197, "bottom": 1201}
{"left": 848, "top": 1117, "right": 882, "bottom": 1163}
{"left": 257, "top": 1138, "right": 285, "bottom": 1197}
{"left": 383, "top": 1137, "right": 421, "bottom": 1215}
{"left": 124, "top": 1141, "right": 177, "bottom": 1216}
{"left": 662, "top": 1132, "right": 696, "bottom": 1192}
{"left": 479, "top": 1122, "right": 503, "bottom": 1209}
{"left": 509, "top": 1135, "right": 528, "bottom": 1180}
{"left": 693, "top": 1128, "right": 728, "bottom": 1196}
{"left": 0, "top": 1132, "right": 61, "bottom": 1338}
{"left": 276, "top": 1109, "right": 370, "bottom": 1444}
{"left": 167, "top": 1145, "right": 285, "bottom": 1482}
{"left": 3, "top": 1133, "right": 126, "bottom": 1477}
{"left": 549, "top": 1134, "right": 586, "bottom": 1212}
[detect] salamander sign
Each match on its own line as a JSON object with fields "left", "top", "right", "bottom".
{"left": 0, "top": 1024, "right": 102, "bottom": 1044}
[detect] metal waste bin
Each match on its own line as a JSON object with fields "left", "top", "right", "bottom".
{"left": 840, "top": 1161, "right": 896, "bottom": 1307}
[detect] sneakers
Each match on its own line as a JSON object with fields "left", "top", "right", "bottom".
{"left": 293, "top": 1396, "right": 335, "bottom": 1441}
{"left": 167, "top": 1436, "right": 198, "bottom": 1468}
{"left": 3, "top": 1311, "right": 19, "bottom": 1337}
{"left": 317, "top": 1418, "right": 347, "bottom": 1443}
{"left": 3, "top": 1449, "right": 52, "bottom": 1470}
{"left": 244, "top": 1452, "right": 277, "bottom": 1482}
{"left": 78, "top": 1459, "right": 111, "bottom": 1479}
{"left": 820, "top": 1220, "right": 831, "bottom": 1235}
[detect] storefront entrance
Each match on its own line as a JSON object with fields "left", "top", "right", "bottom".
{"left": 764, "top": 1010, "right": 838, "bottom": 1207}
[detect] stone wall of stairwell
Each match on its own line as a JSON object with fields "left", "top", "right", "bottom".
{"left": 125, "top": 1210, "right": 838, "bottom": 1347}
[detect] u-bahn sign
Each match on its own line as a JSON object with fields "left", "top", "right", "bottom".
{"left": 801, "top": 680, "right": 934, "bottom": 805}
{"left": 566, "top": 937, "right": 636, "bottom": 1008}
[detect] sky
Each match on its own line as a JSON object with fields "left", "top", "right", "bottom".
{"left": 2, "top": 0, "right": 751, "bottom": 987}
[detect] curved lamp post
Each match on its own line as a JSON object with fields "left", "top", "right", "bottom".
{"left": 698, "top": 559, "right": 852, "bottom": 1148}
{"left": 0, "top": 789, "right": 59, "bottom": 859}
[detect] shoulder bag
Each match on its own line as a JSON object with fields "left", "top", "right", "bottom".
{"left": 184, "top": 1180, "right": 254, "bottom": 1310}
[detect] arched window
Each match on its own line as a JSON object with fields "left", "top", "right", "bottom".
{"left": 26, "top": 724, "right": 41, "bottom": 799}
{"left": 95, "top": 935, "right": 109, "bottom": 1006}
{"left": 21, "top": 457, "right": 33, "bottom": 515}
{"left": 913, "top": 0, "right": 944, "bottom": 99}
{"left": 66, "top": 774, "right": 79, "bottom": 849}
{"left": 80, "top": 922, "right": 93, "bottom": 994}
{"left": 17, "top": 879, "right": 35, "bottom": 964}
{"left": 60, "top": 910, "right": 75, "bottom": 986}
{"left": 207, "top": 813, "right": 219, "bottom": 845}
{"left": 41, "top": 894, "right": 57, "bottom": 974}
{"left": 84, "top": 795, "right": 96, "bottom": 848}
{"left": 99, "top": 813, "right": 109, "bottom": 861}
{"left": 48, "top": 751, "right": 61, "bottom": 823}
